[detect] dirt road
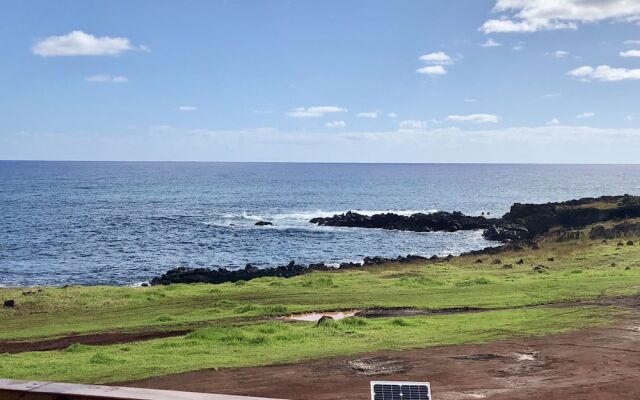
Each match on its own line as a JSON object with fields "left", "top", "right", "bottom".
{"left": 125, "top": 311, "right": 640, "bottom": 399}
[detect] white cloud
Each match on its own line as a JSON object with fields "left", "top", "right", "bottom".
{"left": 179, "top": 106, "right": 198, "bottom": 111}
{"left": 418, "top": 51, "right": 453, "bottom": 65}
{"left": 8, "top": 125, "right": 640, "bottom": 163}
{"left": 546, "top": 118, "right": 560, "bottom": 125}
{"left": 624, "top": 39, "right": 640, "bottom": 45}
{"left": 85, "top": 74, "right": 128, "bottom": 83}
{"left": 447, "top": 114, "right": 501, "bottom": 123}
{"left": 416, "top": 65, "right": 447, "bottom": 75}
{"left": 464, "top": 98, "right": 477, "bottom": 103}
{"left": 399, "top": 120, "right": 428, "bottom": 129}
{"left": 481, "top": 38, "right": 502, "bottom": 47}
{"left": 576, "top": 112, "right": 595, "bottom": 119}
{"left": 33, "top": 31, "right": 144, "bottom": 57}
{"left": 626, "top": 115, "right": 635, "bottom": 121}
{"left": 356, "top": 112, "right": 379, "bottom": 119}
{"left": 568, "top": 65, "right": 640, "bottom": 82}
{"left": 548, "top": 50, "right": 570, "bottom": 58}
{"left": 417, "top": 51, "right": 457, "bottom": 75}
{"left": 620, "top": 49, "right": 640, "bottom": 57}
{"left": 544, "top": 92, "right": 562, "bottom": 98}
{"left": 481, "top": 0, "right": 640, "bottom": 33}
{"left": 387, "top": 112, "right": 398, "bottom": 118}
{"left": 286, "top": 106, "right": 347, "bottom": 118}
{"left": 325, "top": 120, "right": 346, "bottom": 129}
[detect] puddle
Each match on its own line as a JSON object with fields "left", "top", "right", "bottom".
{"left": 344, "top": 357, "right": 407, "bottom": 376}
{"left": 451, "top": 353, "right": 510, "bottom": 361}
{"left": 285, "top": 310, "right": 359, "bottom": 322}
{"left": 514, "top": 353, "right": 536, "bottom": 361}
{"left": 627, "top": 325, "right": 640, "bottom": 332}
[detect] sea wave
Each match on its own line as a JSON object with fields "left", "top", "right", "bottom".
{"left": 209, "top": 209, "right": 439, "bottom": 228}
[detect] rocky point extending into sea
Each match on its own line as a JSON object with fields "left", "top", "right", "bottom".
{"left": 151, "top": 194, "right": 640, "bottom": 285}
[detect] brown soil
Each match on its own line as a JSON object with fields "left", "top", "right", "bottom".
{"left": 123, "top": 302, "right": 640, "bottom": 400}
{"left": 0, "top": 329, "right": 189, "bottom": 354}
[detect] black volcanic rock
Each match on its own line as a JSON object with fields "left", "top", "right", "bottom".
{"left": 483, "top": 224, "right": 529, "bottom": 242}
{"left": 502, "top": 195, "right": 640, "bottom": 237}
{"left": 151, "top": 261, "right": 333, "bottom": 285}
{"left": 310, "top": 195, "right": 640, "bottom": 243}
{"left": 589, "top": 222, "right": 640, "bottom": 240}
{"left": 255, "top": 221, "right": 274, "bottom": 226}
{"left": 310, "top": 211, "right": 497, "bottom": 233}
{"left": 151, "top": 254, "right": 436, "bottom": 285}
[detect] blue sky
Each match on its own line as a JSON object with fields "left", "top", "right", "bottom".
{"left": 2, "top": 0, "right": 640, "bottom": 162}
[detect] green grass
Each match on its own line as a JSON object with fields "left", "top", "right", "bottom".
{"left": 0, "top": 306, "right": 617, "bottom": 384}
{"left": 1, "top": 237, "right": 639, "bottom": 341}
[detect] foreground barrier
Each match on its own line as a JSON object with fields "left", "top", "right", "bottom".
{"left": 0, "top": 379, "right": 286, "bottom": 400}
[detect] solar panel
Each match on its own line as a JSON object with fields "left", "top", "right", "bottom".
{"left": 371, "top": 381, "right": 431, "bottom": 400}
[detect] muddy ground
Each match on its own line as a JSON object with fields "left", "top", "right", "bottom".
{"left": 0, "top": 329, "right": 190, "bottom": 354}
{"left": 124, "top": 301, "right": 640, "bottom": 400}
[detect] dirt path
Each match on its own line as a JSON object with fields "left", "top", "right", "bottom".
{"left": 124, "top": 308, "right": 640, "bottom": 399}
{"left": 0, "top": 329, "right": 190, "bottom": 354}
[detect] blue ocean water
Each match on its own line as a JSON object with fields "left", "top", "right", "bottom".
{"left": 1, "top": 161, "right": 640, "bottom": 287}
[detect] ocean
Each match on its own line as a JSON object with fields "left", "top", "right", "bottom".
{"left": 1, "top": 161, "right": 639, "bottom": 287}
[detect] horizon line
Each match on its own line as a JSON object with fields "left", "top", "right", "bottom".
{"left": 1, "top": 159, "right": 640, "bottom": 166}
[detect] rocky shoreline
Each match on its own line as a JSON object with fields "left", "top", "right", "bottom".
{"left": 308, "top": 194, "right": 640, "bottom": 242}
{"left": 151, "top": 194, "right": 640, "bottom": 285}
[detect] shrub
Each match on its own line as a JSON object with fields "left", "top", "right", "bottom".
{"left": 262, "top": 305, "right": 288, "bottom": 315}
{"left": 339, "top": 317, "right": 368, "bottom": 327}
{"left": 390, "top": 318, "right": 410, "bottom": 327}
{"left": 455, "top": 277, "right": 492, "bottom": 286}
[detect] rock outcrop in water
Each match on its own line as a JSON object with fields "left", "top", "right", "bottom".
{"left": 501, "top": 195, "right": 640, "bottom": 237}
{"left": 310, "top": 194, "right": 640, "bottom": 243}
{"left": 310, "top": 211, "right": 498, "bottom": 232}
{"left": 308, "top": 210, "right": 530, "bottom": 242}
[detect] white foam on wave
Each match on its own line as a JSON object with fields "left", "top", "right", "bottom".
{"left": 208, "top": 209, "right": 440, "bottom": 228}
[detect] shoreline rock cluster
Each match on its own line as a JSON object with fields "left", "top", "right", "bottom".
{"left": 309, "top": 194, "right": 640, "bottom": 243}
{"left": 151, "top": 254, "right": 440, "bottom": 285}
{"left": 310, "top": 211, "right": 497, "bottom": 233}
{"left": 151, "top": 194, "right": 640, "bottom": 286}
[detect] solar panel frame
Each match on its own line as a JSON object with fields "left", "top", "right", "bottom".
{"left": 370, "top": 380, "right": 431, "bottom": 400}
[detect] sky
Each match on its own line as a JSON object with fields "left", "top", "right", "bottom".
{"left": 2, "top": 0, "right": 640, "bottom": 163}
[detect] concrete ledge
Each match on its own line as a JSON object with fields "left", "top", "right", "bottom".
{"left": 0, "top": 379, "right": 287, "bottom": 400}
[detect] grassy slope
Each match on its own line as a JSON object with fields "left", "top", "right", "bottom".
{"left": 0, "top": 306, "right": 617, "bottom": 384}
{"left": 1, "top": 236, "right": 639, "bottom": 341}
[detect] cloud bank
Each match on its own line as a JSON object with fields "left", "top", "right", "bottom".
{"left": 481, "top": 0, "right": 640, "bottom": 33}
{"left": 33, "top": 31, "right": 145, "bottom": 57}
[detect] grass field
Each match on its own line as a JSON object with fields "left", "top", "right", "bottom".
{"left": 0, "top": 306, "right": 618, "bottom": 383}
{"left": 1, "top": 230, "right": 639, "bottom": 383}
